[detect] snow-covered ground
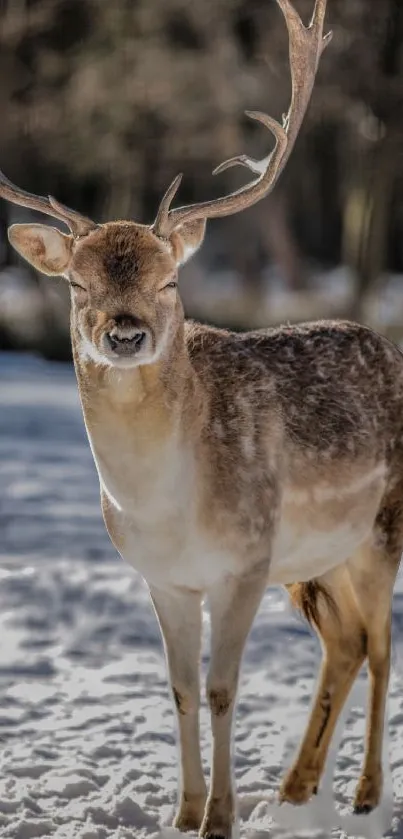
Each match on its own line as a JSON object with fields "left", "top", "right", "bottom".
{"left": 1, "top": 352, "right": 403, "bottom": 839}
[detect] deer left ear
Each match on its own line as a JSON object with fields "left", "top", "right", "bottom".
{"left": 169, "top": 219, "right": 206, "bottom": 266}
{"left": 8, "top": 223, "right": 74, "bottom": 276}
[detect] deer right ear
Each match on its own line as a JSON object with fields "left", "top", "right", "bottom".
{"left": 169, "top": 219, "right": 206, "bottom": 267}
{"left": 8, "top": 223, "right": 74, "bottom": 277}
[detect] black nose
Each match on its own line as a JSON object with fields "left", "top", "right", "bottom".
{"left": 106, "top": 329, "right": 146, "bottom": 356}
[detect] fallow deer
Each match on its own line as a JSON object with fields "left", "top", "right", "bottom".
{"left": 1, "top": 1, "right": 401, "bottom": 837}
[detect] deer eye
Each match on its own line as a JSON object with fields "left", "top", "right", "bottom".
{"left": 163, "top": 280, "right": 178, "bottom": 290}
{"left": 70, "top": 281, "right": 86, "bottom": 292}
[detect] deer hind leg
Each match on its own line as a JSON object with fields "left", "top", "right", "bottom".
{"left": 280, "top": 566, "right": 367, "bottom": 805}
{"left": 347, "top": 498, "right": 402, "bottom": 814}
{"left": 200, "top": 566, "right": 268, "bottom": 839}
{"left": 281, "top": 482, "right": 402, "bottom": 812}
{"left": 149, "top": 586, "right": 207, "bottom": 833}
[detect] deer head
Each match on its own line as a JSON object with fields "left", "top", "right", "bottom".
{"left": 1, "top": 0, "right": 331, "bottom": 370}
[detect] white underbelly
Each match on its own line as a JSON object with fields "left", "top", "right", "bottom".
{"left": 269, "top": 469, "right": 386, "bottom": 585}
{"left": 116, "top": 466, "right": 387, "bottom": 591}
{"left": 122, "top": 514, "right": 375, "bottom": 591}
{"left": 123, "top": 525, "right": 241, "bottom": 590}
{"left": 269, "top": 518, "right": 371, "bottom": 584}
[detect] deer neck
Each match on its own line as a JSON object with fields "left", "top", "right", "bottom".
{"left": 71, "top": 321, "right": 199, "bottom": 508}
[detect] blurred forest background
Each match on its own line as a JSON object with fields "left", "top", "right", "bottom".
{"left": 0, "top": 0, "right": 403, "bottom": 360}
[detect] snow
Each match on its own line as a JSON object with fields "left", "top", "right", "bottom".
{"left": 0, "top": 351, "right": 403, "bottom": 839}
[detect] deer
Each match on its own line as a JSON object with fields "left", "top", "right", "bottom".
{"left": 1, "top": 0, "right": 401, "bottom": 836}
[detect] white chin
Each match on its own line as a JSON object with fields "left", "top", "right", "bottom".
{"left": 105, "top": 355, "right": 147, "bottom": 369}
{"left": 78, "top": 335, "right": 159, "bottom": 369}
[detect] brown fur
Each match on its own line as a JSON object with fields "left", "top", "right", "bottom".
{"left": 6, "top": 217, "right": 403, "bottom": 835}
{"left": 208, "top": 688, "right": 232, "bottom": 717}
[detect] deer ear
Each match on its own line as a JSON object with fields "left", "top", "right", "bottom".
{"left": 169, "top": 219, "right": 206, "bottom": 266}
{"left": 8, "top": 223, "right": 74, "bottom": 276}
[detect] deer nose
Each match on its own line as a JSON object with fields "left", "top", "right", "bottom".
{"left": 106, "top": 326, "right": 146, "bottom": 355}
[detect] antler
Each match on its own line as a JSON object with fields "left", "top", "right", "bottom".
{"left": 153, "top": 0, "right": 332, "bottom": 239}
{"left": 0, "top": 170, "right": 97, "bottom": 238}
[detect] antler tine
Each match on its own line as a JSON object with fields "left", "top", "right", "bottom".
{"left": 48, "top": 195, "right": 98, "bottom": 238}
{"left": 0, "top": 170, "right": 97, "bottom": 239}
{"left": 152, "top": 114, "right": 287, "bottom": 238}
{"left": 311, "top": 0, "right": 331, "bottom": 38}
{"left": 213, "top": 112, "right": 288, "bottom": 177}
{"left": 152, "top": 173, "right": 183, "bottom": 241}
{"left": 276, "top": 0, "right": 332, "bottom": 167}
{"left": 152, "top": 0, "right": 332, "bottom": 240}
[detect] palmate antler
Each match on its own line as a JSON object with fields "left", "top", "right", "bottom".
{"left": 0, "top": 170, "right": 97, "bottom": 239}
{"left": 153, "top": 0, "right": 332, "bottom": 239}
